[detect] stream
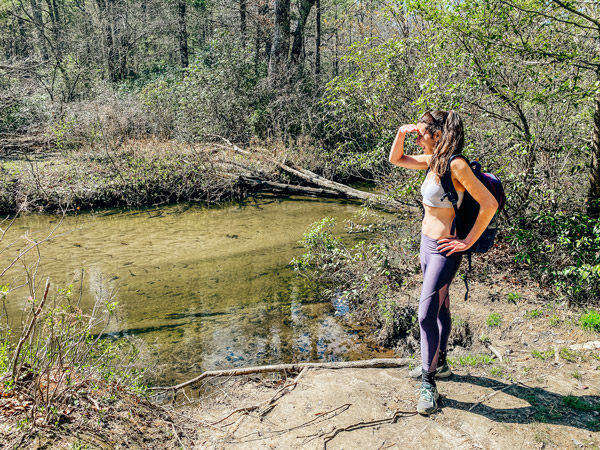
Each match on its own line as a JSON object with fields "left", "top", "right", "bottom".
{"left": 3, "top": 196, "right": 395, "bottom": 384}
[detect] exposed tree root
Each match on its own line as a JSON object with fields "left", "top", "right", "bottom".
{"left": 320, "top": 409, "right": 418, "bottom": 449}
{"left": 150, "top": 358, "right": 411, "bottom": 392}
{"left": 229, "top": 403, "right": 352, "bottom": 443}
{"left": 208, "top": 367, "right": 309, "bottom": 427}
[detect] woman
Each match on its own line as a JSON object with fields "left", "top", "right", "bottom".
{"left": 388, "top": 110, "right": 498, "bottom": 415}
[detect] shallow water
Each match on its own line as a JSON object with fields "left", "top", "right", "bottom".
{"left": 3, "top": 197, "right": 395, "bottom": 384}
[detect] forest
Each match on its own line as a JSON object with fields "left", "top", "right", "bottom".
{"left": 1, "top": 0, "right": 597, "bottom": 301}
{"left": 0, "top": 0, "right": 600, "bottom": 447}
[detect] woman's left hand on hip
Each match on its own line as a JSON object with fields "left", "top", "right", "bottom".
{"left": 436, "top": 238, "right": 471, "bottom": 255}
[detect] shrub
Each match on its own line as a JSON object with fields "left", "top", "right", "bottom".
{"left": 1, "top": 281, "right": 149, "bottom": 426}
{"left": 490, "top": 367, "right": 504, "bottom": 377}
{"left": 507, "top": 292, "right": 521, "bottom": 303}
{"left": 559, "top": 347, "right": 579, "bottom": 362}
{"left": 525, "top": 309, "right": 542, "bottom": 319}
{"left": 486, "top": 313, "right": 501, "bottom": 327}
{"left": 293, "top": 213, "right": 420, "bottom": 346}
{"left": 507, "top": 212, "right": 600, "bottom": 304}
{"left": 319, "top": 37, "right": 421, "bottom": 177}
{"left": 531, "top": 349, "right": 555, "bottom": 360}
{"left": 579, "top": 310, "right": 600, "bottom": 332}
{"left": 548, "top": 315, "right": 561, "bottom": 327}
{"left": 49, "top": 87, "right": 156, "bottom": 149}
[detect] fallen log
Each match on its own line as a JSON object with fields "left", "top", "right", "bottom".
{"left": 210, "top": 136, "right": 411, "bottom": 211}
{"left": 150, "top": 357, "right": 411, "bottom": 392}
{"left": 240, "top": 176, "right": 345, "bottom": 198}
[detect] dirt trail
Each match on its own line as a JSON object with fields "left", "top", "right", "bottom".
{"left": 191, "top": 279, "right": 600, "bottom": 449}
{"left": 193, "top": 363, "right": 599, "bottom": 449}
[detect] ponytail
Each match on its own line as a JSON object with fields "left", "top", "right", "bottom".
{"left": 422, "top": 110, "right": 464, "bottom": 179}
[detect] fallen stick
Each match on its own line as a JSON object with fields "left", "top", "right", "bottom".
{"left": 484, "top": 343, "right": 503, "bottom": 362}
{"left": 150, "top": 358, "right": 411, "bottom": 392}
{"left": 468, "top": 383, "right": 514, "bottom": 411}
{"left": 239, "top": 176, "right": 343, "bottom": 198}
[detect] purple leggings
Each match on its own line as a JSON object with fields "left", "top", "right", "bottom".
{"left": 419, "top": 234, "right": 462, "bottom": 372}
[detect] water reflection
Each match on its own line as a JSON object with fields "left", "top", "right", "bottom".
{"left": 4, "top": 197, "right": 395, "bottom": 384}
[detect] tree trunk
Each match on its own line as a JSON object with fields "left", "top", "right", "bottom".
{"left": 30, "top": 0, "right": 48, "bottom": 60}
{"left": 290, "top": 0, "right": 316, "bottom": 67}
{"left": 315, "top": 0, "right": 321, "bottom": 80}
{"left": 268, "top": 0, "right": 290, "bottom": 81}
{"left": 44, "top": 0, "right": 57, "bottom": 37}
{"left": 588, "top": 78, "right": 600, "bottom": 218}
{"left": 258, "top": 2, "right": 270, "bottom": 62}
{"left": 178, "top": 0, "right": 189, "bottom": 68}
{"left": 240, "top": 0, "right": 247, "bottom": 38}
{"left": 334, "top": 5, "right": 338, "bottom": 77}
{"left": 17, "top": 16, "right": 28, "bottom": 57}
{"left": 96, "top": 0, "right": 117, "bottom": 81}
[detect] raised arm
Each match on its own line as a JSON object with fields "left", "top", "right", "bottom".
{"left": 437, "top": 157, "right": 499, "bottom": 254}
{"left": 388, "top": 125, "right": 431, "bottom": 170}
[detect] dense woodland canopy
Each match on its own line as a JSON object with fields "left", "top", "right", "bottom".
{"left": 0, "top": 0, "right": 599, "bottom": 302}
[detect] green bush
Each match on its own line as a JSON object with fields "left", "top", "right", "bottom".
{"left": 525, "top": 309, "right": 542, "bottom": 319}
{"left": 293, "top": 214, "right": 420, "bottom": 346}
{"left": 559, "top": 347, "right": 578, "bottom": 362}
{"left": 579, "top": 310, "right": 600, "bottom": 332}
{"left": 319, "top": 37, "right": 421, "bottom": 177}
{"left": 507, "top": 212, "right": 600, "bottom": 304}
{"left": 531, "top": 349, "right": 555, "bottom": 360}
{"left": 1, "top": 282, "right": 148, "bottom": 426}
{"left": 486, "top": 313, "right": 501, "bottom": 327}
{"left": 507, "top": 292, "right": 522, "bottom": 303}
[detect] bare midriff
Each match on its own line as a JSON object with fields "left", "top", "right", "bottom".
{"left": 422, "top": 204, "right": 457, "bottom": 240}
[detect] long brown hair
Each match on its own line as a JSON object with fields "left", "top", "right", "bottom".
{"left": 419, "top": 110, "right": 464, "bottom": 178}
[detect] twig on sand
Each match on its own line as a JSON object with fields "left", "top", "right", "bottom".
{"left": 259, "top": 367, "right": 308, "bottom": 417}
{"left": 171, "top": 422, "right": 187, "bottom": 450}
{"left": 484, "top": 342, "right": 504, "bottom": 362}
{"left": 468, "top": 383, "right": 514, "bottom": 411}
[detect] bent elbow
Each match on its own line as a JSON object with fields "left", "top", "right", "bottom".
{"left": 486, "top": 197, "right": 499, "bottom": 213}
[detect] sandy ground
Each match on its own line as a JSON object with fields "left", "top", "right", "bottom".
{"left": 190, "top": 363, "right": 599, "bottom": 450}
{"left": 188, "top": 279, "right": 600, "bottom": 450}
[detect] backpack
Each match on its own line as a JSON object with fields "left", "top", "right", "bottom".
{"left": 438, "top": 154, "right": 506, "bottom": 299}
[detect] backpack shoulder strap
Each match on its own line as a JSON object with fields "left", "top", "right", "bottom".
{"left": 439, "top": 154, "right": 470, "bottom": 236}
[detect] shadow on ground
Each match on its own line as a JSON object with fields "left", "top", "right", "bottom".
{"left": 443, "top": 374, "right": 600, "bottom": 432}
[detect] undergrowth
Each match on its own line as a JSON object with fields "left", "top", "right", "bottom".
{"left": 506, "top": 212, "right": 600, "bottom": 305}
{"left": 292, "top": 211, "right": 420, "bottom": 346}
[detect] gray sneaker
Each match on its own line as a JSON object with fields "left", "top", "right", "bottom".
{"left": 408, "top": 362, "right": 452, "bottom": 379}
{"left": 416, "top": 382, "right": 439, "bottom": 415}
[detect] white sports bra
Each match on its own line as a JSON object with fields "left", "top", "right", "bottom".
{"left": 421, "top": 173, "right": 464, "bottom": 209}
